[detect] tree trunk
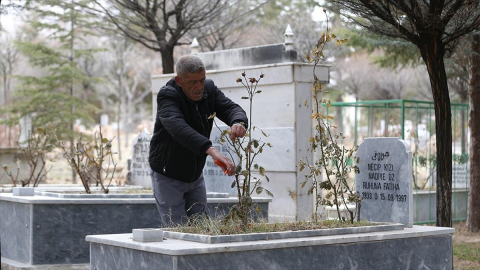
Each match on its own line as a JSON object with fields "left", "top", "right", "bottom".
{"left": 419, "top": 35, "right": 452, "bottom": 227}
{"left": 70, "top": 0, "right": 77, "bottom": 184}
{"left": 3, "top": 69, "right": 10, "bottom": 147}
{"left": 460, "top": 86, "right": 468, "bottom": 155}
{"left": 161, "top": 45, "right": 175, "bottom": 74}
{"left": 117, "top": 80, "right": 122, "bottom": 161}
{"left": 467, "top": 34, "right": 480, "bottom": 232}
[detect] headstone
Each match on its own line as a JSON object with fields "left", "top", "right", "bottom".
{"left": 452, "top": 163, "right": 469, "bottom": 189}
{"left": 203, "top": 127, "right": 239, "bottom": 196}
{"left": 18, "top": 114, "right": 32, "bottom": 147}
{"left": 355, "top": 137, "right": 413, "bottom": 227}
{"left": 100, "top": 114, "right": 109, "bottom": 126}
{"left": 430, "top": 162, "right": 469, "bottom": 189}
{"left": 130, "top": 129, "right": 152, "bottom": 188}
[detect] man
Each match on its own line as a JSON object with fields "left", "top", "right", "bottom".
{"left": 149, "top": 55, "right": 248, "bottom": 226}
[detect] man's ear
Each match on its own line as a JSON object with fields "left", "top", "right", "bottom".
{"left": 175, "top": 76, "right": 182, "bottom": 87}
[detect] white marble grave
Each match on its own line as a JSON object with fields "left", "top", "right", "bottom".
{"left": 152, "top": 62, "right": 330, "bottom": 222}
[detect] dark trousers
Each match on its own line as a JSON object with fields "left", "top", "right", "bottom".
{"left": 151, "top": 170, "right": 207, "bottom": 226}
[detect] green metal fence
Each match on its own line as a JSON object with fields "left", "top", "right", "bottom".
{"left": 323, "top": 99, "right": 470, "bottom": 224}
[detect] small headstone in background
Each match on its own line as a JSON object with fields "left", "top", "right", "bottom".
{"left": 355, "top": 137, "right": 413, "bottom": 227}
{"left": 100, "top": 114, "right": 109, "bottom": 126}
{"left": 130, "top": 129, "right": 152, "bottom": 188}
{"left": 431, "top": 163, "right": 469, "bottom": 189}
{"left": 452, "top": 163, "right": 469, "bottom": 189}
{"left": 18, "top": 114, "right": 32, "bottom": 147}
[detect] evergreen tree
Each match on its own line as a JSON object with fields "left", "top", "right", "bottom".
{"left": 4, "top": 0, "right": 101, "bottom": 140}
{"left": 326, "top": 0, "right": 480, "bottom": 227}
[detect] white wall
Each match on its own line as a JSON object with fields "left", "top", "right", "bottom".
{"left": 151, "top": 62, "right": 330, "bottom": 221}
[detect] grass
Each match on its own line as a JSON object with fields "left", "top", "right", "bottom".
{"left": 454, "top": 242, "right": 480, "bottom": 262}
{"left": 452, "top": 221, "right": 480, "bottom": 270}
{"left": 52, "top": 188, "right": 153, "bottom": 194}
{"left": 167, "top": 218, "right": 378, "bottom": 236}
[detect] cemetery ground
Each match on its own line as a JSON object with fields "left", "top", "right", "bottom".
{"left": 452, "top": 222, "right": 480, "bottom": 270}
{"left": 0, "top": 223, "right": 478, "bottom": 269}
{"left": 1, "top": 129, "right": 477, "bottom": 269}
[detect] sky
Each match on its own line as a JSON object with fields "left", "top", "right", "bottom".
{"left": 1, "top": 4, "right": 327, "bottom": 36}
{"left": 1, "top": 9, "right": 20, "bottom": 35}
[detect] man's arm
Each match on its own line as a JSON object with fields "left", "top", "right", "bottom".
{"left": 229, "top": 123, "right": 247, "bottom": 141}
{"left": 205, "top": 146, "right": 236, "bottom": 176}
{"left": 207, "top": 80, "right": 248, "bottom": 128}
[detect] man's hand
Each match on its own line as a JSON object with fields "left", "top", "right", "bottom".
{"left": 230, "top": 123, "right": 246, "bottom": 141}
{"left": 206, "top": 146, "right": 236, "bottom": 176}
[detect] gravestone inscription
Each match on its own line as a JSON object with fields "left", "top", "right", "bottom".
{"left": 355, "top": 137, "right": 413, "bottom": 227}
{"left": 130, "top": 129, "right": 152, "bottom": 188}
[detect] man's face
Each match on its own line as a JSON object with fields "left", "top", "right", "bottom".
{"left": 175, "top": 70, "right": 206, "bottom": 101}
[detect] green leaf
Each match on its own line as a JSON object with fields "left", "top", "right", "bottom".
{"left": 254, "top": 164, "right": 259, "bottom": 170}
{"left": 256, "top": 186, "right": 263, "bottom": 194}
{"left": 256, "top": 205, "right": 262, "bottom": 213}
{"left": 320, "top": 181, "right": 332, "bottom": 190}
{"left": 265, "top": 175, "right": 270, "bottom": 182}
{"left": 102, "top": 138, "right": 109, "bottom": 144}
{"left": 241, "top": 97, "right": 249, "bottom": 99}
{"left": 231, "top": 181, "right": 236, "bottom": 188}
{"left": 259, "top": 167, "right": 265, "bottom": 176}
{"left": 265, "top": 189, "right": 274, "bottom": 197}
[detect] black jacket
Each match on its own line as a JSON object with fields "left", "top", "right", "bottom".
{"left": 149, "top": 78, "right": 248, "bottom": 183}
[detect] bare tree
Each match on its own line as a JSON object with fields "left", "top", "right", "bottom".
{"left": 76, "top": 46, "right": 105, "bottom": 103}
{"left": 335, "top": 51, "right": 376, "bottom": 100}
{"left": 334, "top": 50, "right": 429, "bottom": 101}
{"left": 328, "top": 0, "right": 480, "bottom": 227}
{"left": 0, "top": 35, "right": 19, "bottom": 106}
{"left": 102, "top": 37, "right": 156, "bottom": 158}
{"left": 371, "top": 67, "right": 413, "bottom": 100}
{"left": 250, "top": 2, "right": 324, "bottom": 62}
{"left": 90, "top": 0, "right": 265, "bottom": 73}
{"left": 188, "top": 5, "right": 253, "bottom": 51}
{"left": 0, "top": 34, "right": 20, "bottom": 147}
{"left": 186, "top": 1, "right": 264, "bottom": 51}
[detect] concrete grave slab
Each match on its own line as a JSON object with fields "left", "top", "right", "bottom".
{"left": 86, "top": 226, "right": 454, "bottom": 270}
